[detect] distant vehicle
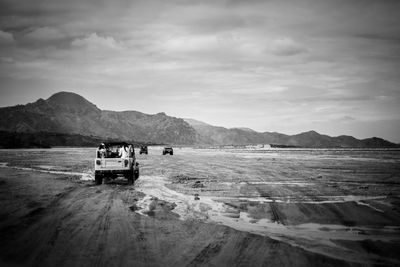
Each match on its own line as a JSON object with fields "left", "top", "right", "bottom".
{"left": 162, "top": 147, "right": 173, "bottom": 155}
{"left": 139, "top": 145, "right": 148, "bottom": 154}
{"left": 94, "top": 142, "right": 139, "bottom": 185}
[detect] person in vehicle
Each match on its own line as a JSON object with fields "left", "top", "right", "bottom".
{"left": 98, "top": 143, "right": 106, "bottom": 158}
{"left": 106, "top": 146, "right": 111, "bottom": 158}
{"left": 119, "top": 144, "right": 129, "bottom": 158}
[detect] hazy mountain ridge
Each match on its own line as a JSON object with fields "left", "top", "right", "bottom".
{"left": 0, "top": 92, "right": 397, "bottom": 148}
{"left": 184, "top": 120, "right": 398, "bottom": 148}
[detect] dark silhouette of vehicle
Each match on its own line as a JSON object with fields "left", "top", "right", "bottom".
{"left": 94, "top": 142, "right": 139, "bottom": 185}
{"left": 139, "top": 145, "right": 148, "bottom": 154}
{"left": 162, "top": 147, "right": 173, "bottom": 155}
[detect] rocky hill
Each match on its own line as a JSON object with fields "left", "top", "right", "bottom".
{"left": 0, "top": 92, "right": 397, "bottom": 148}
{"left": 0, "top": 92, "right": 197, "bottom": 145}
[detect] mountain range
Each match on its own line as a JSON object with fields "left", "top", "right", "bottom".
{"left": 0, "top": 91, "right": 397, "bottom": 148}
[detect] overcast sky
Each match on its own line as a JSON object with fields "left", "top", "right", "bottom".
{"left": 0, "top": 0, "right": 399, "bottom": 142}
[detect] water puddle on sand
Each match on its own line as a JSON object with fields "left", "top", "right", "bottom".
{"left": 37, "top": 165, "right": 70, "bottom": 171}
{"left": 0, "top": 162, "right": 94, "bottom": 180}
{"left": 135, "top": 175, "right": 400, "bottom": 264}
{"left": 241, "top": 181, "right": 315, "bottom": 186}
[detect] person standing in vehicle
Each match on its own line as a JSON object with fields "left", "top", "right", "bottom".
{"left": 119, "top": 144, "right": 129, "bottom": 158}
{"left": 99, "top": 143, "right": 106, "bottom": 158}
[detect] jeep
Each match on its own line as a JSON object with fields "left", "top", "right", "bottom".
{"left": 162, "top": 147, "right": 173, "bottom": 155}
{"left": 139, "top": 145, "right": 148, "bottom": 154}
{"left": 94, "top": 142, "right": 139, "bottom": 185}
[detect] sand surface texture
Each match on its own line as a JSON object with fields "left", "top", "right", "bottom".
{"left": 0, "top": 147, "right": 399, "bottom": 266}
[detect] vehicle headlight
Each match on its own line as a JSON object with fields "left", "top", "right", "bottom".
{"left": 96, "top": 160, "right": 101, "bottom": 165}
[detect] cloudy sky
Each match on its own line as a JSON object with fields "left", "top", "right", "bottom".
{"left": 0, "top": 0, "right": 399, "bottom": 142}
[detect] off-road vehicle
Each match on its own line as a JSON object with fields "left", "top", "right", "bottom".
{"left": 162, "top": 147, "right": 173, "bottom": 155}
{"left": 139, "top": 145, "right": 148, "bottom": 154}
{"left": 94, "top": 142, "right": 139, "bottom": 185}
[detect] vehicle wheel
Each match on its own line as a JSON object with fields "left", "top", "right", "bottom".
{"left": 128, "top": 171, "right": 134, "bottom": 185}
{"left": 95, "top": 172, "right": 103, "bottom": 185}
{"left": 170, "top": 152, "right": 173, "bottom": 155}
{"left": 134, "top": 170, "right": 139, "bottom": 180}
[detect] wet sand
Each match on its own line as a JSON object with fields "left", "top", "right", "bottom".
{"left": 0, "top": 147, "right": 399, "bottom": 266}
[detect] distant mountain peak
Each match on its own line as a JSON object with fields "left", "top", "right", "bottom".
{"left": 232, "top": 127, "right": 256, "bottom": 132}
{"left": 47, "top": 91, "right": 84, "bottom": 101}
{"left": 46, "top": 91, "right": 99, "bottom": 111}
{"left": 298, "top": 130, "right": 320, "bottom": 136}
{"left": 183, "top": 118, "right": 211, "bottom": 127}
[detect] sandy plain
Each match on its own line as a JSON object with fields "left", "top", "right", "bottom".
{"left": 0, "top": 147, "right": 399, "bottom": 266}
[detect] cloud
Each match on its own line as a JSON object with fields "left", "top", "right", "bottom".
{"left": 340, "top": 116, "right": 356, "bottom": 122}
{"left": 164, "top": 35, "right": 218, "bottom": 53}
{"left": 71, "top": 33, "right": 123, "bottom": 50}
{"left": 1, "top": 0, "right": 400, "bottom": 142}
{"left": 0, "top": 30, "right": 14, "bottom": 44}
{"left": 0, "top": 56, "right": 13, "bottom": 63}
{"left": 269, "top": 37, "right": 307, "bottom": 56}
{"left": 23, "top": 26, "right": 65, "bottom": 42}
